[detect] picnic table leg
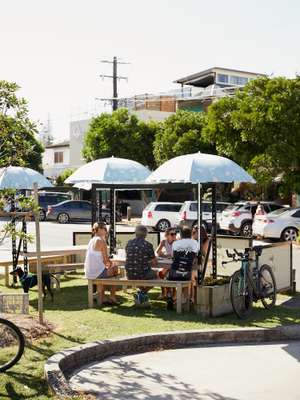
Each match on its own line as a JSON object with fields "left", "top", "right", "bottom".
{"left": 5, "top": 265, "right": 9, "bottom": 287}
{"left": 97, "top": 284, "right": 104, "bottom": 306}
{"left": 176, "top": 284, "right": 182, "bottom": 314}
{"left": 88, "top": 280, "right": 94, "bottom": 308}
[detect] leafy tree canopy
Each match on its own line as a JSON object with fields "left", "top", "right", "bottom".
{"left": 82, "top": 108, "right": 160, "bottom": 169}
{"left": 153, "top": 110, "right": 215, "bottom": 166}
{"left": 205, "top": 76, "right": 300, "bottom": 194}
{"left": 55, "top": 168, "right": 75, "bottom": 186}
{"left": 0, "top": 80, "right": 44, "bottom": 171}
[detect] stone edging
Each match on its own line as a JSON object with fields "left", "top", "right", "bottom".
{"left": 45, "top": 325, "right": 300, "bottom": 398}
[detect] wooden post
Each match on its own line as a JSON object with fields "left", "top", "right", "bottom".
{"left": 33, "top": 183, "right": 44, "bottom": 325}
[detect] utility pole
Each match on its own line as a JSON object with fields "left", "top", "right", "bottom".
{"left": 99, "top": 57, "right": 129, "bottom": 111}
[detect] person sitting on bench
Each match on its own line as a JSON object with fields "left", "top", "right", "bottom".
{"left": 167, "top": 225, "right": 199, "bottom": 307}
{"left": 125, "top": 225, "right": 158, "bottom": 305}
{"left": 84, "top": 222, "right": 118, "bottom": 305}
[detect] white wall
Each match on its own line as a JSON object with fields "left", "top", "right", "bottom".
{"left": 42, "top": 146, "right": 70, "bottom": 179}
{"left": 69, "top": 119, "right": 90, "bottom": 168}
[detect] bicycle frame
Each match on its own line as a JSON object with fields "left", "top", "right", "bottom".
{"left": 232, "top": 248, "right": 262, "bottom": 300}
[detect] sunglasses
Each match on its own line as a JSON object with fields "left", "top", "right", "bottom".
{"left": 169, "top": 232, "right": 176, "bottom": 236}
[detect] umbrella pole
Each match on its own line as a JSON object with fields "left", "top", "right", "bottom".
{"left": 211, "top": 184, "right": 217, "bottom": 279}
{"left": 33, "top": 183, "right": 44, "bottom": 325}
{"left": 91, "top": 184, "right": 96, "bottom": 226}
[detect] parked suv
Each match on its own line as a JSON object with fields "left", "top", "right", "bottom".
{"left": 219, "top": 201, "right": 284, "bottom": 236}
{"left": 176, "top": 201, "right": 231, "bottom": 230}
{"left": 38, "top": 191, "right": 72, "bottom": 221}
{"left": 141, "top": 202, "right": 183, "bottom": 231}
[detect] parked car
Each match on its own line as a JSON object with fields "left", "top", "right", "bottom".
{"left": 46, "top": 200, "right": 122, "bottom": 224}
{"left": 219, "top": 201, "right": 285, "bottom": 237}
{"left": 176, "top": 201, "right": 231, "bottom": 230}
{"left": 253, "top": 207, "right": 299, "bottom": 241}
{"left": 141, "top": 202, "right": 183, "bottom": 231}
{"left": 38, "top": 192, "right": 72, "bottom": 221}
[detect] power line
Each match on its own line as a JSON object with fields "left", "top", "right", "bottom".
{"left": 99, "top": 56, "right": 129, "bottom": 111}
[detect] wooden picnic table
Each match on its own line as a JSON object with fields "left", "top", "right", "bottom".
{"left": 19, "top": 245, "right": 88, "bottom": 258}
{"left": 0, "top": 246, "right": 88, "bottom": 287}
{"left": 111, "top": 256, "right": 173, "bottom": 269}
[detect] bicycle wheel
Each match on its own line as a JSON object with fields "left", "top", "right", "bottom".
{"left": 230, "top": 270, "right": 253, "bottom": 319}
{"left": 0, "top": 318, "right": 25, "bottom": 372}
{"left": 259, "top": 264, "right": 277, "bottom": 309}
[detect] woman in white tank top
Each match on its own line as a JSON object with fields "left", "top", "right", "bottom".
{"left": 84, "top": 222, "right": 118, "bottom": 304}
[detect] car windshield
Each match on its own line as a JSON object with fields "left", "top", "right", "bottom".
{"left": 223, "top": 204, "right": 245, "bottom": 211}
{"left": 179, "top": 204, "right": 186, "bottom": 213}
{"left": 144, "top": 203, "right": 153, "bottom": 211}
{"left": 268, "top": 208, "right": 289, "bottom": 216}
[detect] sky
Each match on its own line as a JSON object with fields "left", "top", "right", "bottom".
{"left": 1, "top": 0, "right": 300, "bottom": 140}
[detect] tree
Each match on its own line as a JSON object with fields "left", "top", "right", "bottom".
{"left": 205, "top": 76, "right": 300, "bottom": 196}
{"left": 0, "top": 80, "right": 44, "bottom": 171}
{"left": 55, "top": 168, "right": 75, "bottom": 186}
{"left": 82, "top": 108, "right": 160, "bottom": 169}
{"left": 153, "top": 110, "right": 215, "bottom": 166}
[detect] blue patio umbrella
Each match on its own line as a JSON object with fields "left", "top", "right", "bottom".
{"left": 0, "top": 166, "right": 53, "bottom": 190}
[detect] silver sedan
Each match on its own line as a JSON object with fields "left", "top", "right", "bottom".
{"left": 253, "top": 207, "right": 300, "bottom": 241}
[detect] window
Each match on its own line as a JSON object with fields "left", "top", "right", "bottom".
{"left": 217, "top": 73, "right": 229, "bottom": 84}
{"left": 229, "top": 75, "right": 249, "bottom": 86}
{"left": 80, "top": 202, "right": 91, "bottom": 210}
{"left": 291, "top": 210, "right": 300, "bottom": 218}
{"left": 155, "top": 204, "right": 181, "bottom": 212}
{"left": 54, "top": 151, "right": 64, "bottom": 164}
{"left": 189, "top": 203, "right": 211, "bottom": 212}
{"left": 268, "top": 204, "right": 283, "bottom": 212}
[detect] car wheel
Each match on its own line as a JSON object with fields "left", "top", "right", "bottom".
{"left": 57, "top": 213, "right": 70, "bottom": 224}
{"left": 281, "top": 227, "right": 298, "bottom": 242}
{"left": 240, "top": 222, "right": 252, "bottom": 237}
{"left": 39, "top": 209, "right": 46, "bottom": 221}
{"left": 156, "top": 219, "right": 171, "bottom": 232}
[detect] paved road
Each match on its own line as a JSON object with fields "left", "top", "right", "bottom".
{"left": 70, "top": 342, "right": 300, "bottom": 400}
{"left": 0, "top": 220, "right": 134, "bottom": 259}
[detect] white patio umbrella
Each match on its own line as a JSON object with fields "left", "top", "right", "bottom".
{"left": 65, "top": 156, "right": 151, "bottom": 186}
{"left": 0, "top": 166, "right": 53, "bottom": 189}
{"left": 146, "top": 152, "right": 256, "bottom": 184}
{"left": 146, "top": 152, "right": 255, "bottom": 267}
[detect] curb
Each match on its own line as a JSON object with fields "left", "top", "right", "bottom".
{"left": 45, "top": 325, "right": 300, "bottom": 398}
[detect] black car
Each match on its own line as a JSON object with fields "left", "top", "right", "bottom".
{"left": 46, "top": 200, "right": 122, "bottom": 224}
{"left": 38, "top": 192, "right": 72, "bottom": 221}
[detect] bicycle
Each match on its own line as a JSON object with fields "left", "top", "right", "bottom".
{"left": 222, "top": 247, "right": 277, "bottom": 319}
{"left": 0, "top": 317, "right": 25, "bottom": 372}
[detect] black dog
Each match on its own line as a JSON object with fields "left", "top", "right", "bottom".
{"left": 10, "top": 266, "right": 58, "bottom": 301}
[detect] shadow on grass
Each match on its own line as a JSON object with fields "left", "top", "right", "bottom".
{"left": 28, "top": 282, "right": 300, "bottom": 328}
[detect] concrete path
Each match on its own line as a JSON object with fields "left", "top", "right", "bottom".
{"left": 70, "top": 342, "right": 300, "bottom": 400}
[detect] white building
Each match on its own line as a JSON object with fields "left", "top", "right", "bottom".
{"left": 42, "top": 141, "right": 70, "bottom": 180}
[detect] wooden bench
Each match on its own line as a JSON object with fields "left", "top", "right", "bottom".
{"left": 0, "top": 254, "right": 72, "bottom": 287}
{"left": 31, "top": 262, "right": 85, "bottom": 290}
{"left": 88, "top": 278, "right": 191, "bottom": 314}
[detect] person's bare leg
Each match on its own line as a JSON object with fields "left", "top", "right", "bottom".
{"left": 109, "top": 286, "right": 118, "bottom": 303}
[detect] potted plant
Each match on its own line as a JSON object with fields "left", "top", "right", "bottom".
{"left": 195, "top": 275, "right": 233, "bottom": 317}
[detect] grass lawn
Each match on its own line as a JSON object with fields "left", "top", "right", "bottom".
{"left": 0, "top": 272, "right": 299, "bottom": 399}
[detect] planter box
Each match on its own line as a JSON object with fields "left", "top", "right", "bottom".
{"left": 195, "top": 283, "right": 232, "bottom": 317}
{"left": 0, "top": 293, "right": 29, "bottom": 314}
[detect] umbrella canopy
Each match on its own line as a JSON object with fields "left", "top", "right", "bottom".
{"left": 0, "top": 166, "right": 53, "bottom": 190}
{"left": 65, "top": 157, "right": 151, "bottom": 186}
{"left": 146, "top": 152, "right": 256, "bottom": 184}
